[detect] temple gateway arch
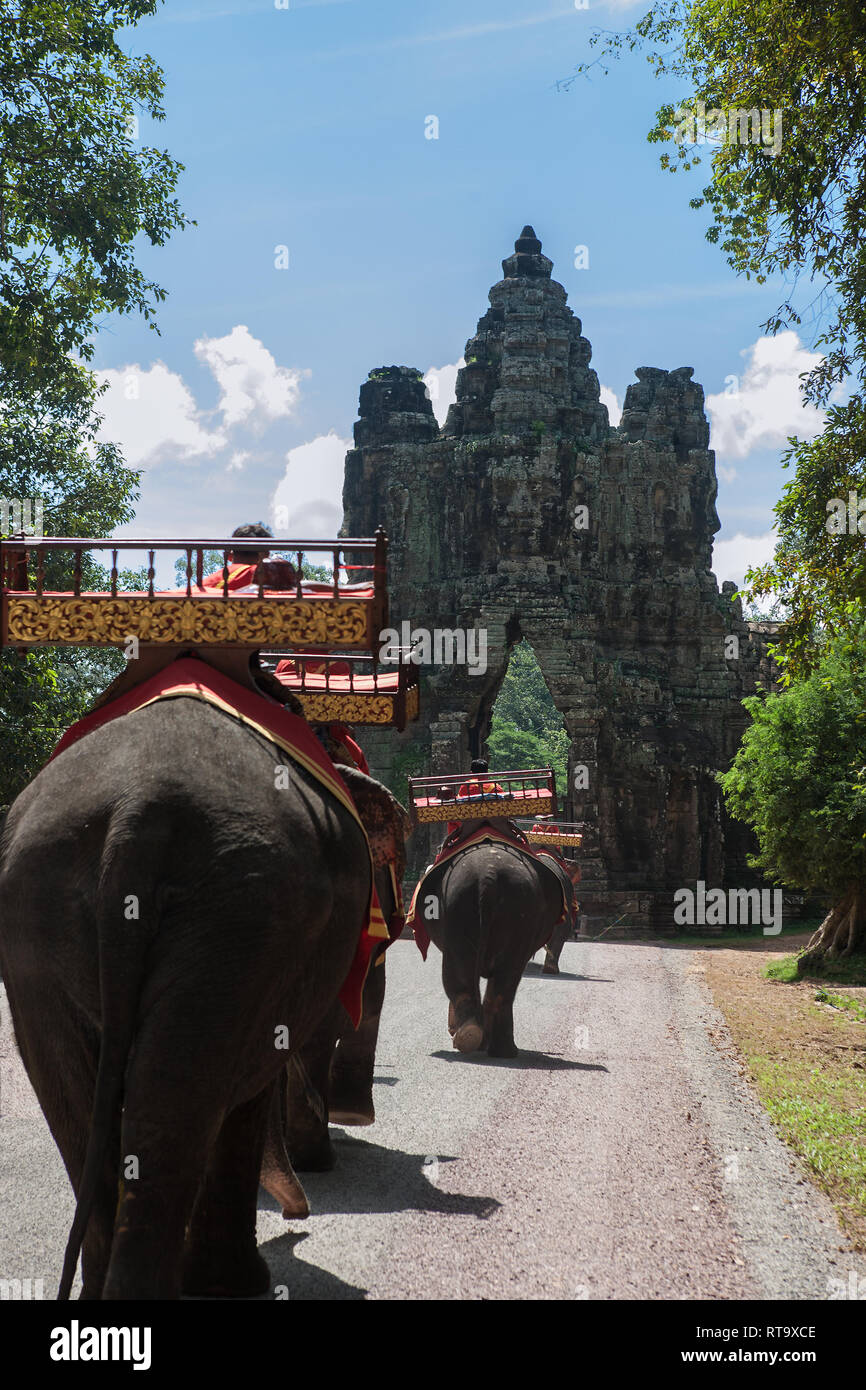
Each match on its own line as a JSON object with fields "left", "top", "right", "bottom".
{"left": 341, "top": 227, "right": 772, "bottom": 933}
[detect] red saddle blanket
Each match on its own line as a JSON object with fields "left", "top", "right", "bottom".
{"left": 49, "top": 656, "right": 388, "bottom": 1026}
{"left": 405, "top": 824, "right": 567, "bottom": 960}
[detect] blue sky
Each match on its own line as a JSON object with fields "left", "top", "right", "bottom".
{"left": 92, "top": 0, "right": 831, "bottom": 590}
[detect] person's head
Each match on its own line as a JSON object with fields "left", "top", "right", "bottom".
{"left": 229, "top": 522, "right": 272, "bottom": 564}
{"left": 470, "top": 758, "right": 488, "bottom": 774}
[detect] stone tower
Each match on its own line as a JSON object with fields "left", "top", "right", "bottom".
{"left": 343, "top": 227, "right": 768, "bottom": 932}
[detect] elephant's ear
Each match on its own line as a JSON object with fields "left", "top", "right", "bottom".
{"left": 334, "top": 765, "right": 412, "bottom": 872}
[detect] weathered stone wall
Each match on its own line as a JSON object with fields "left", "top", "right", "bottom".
{"left": 342, "top": 228, "right": 772, "bottom": 933}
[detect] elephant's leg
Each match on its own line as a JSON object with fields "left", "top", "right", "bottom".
{"left": 260, "top": 1078, "right": 310, "bottom": 1219}
{"left": 284, "top": 1004, "right": 340, "bottom": 1172}
{"left": 442, "top": 942, "right": 483, "bottom": 1054}
{"left": 79, "top": 1112, "right": 125, "bottom": 1301}
{"left": 543, "top": 915, "right": 570, "bottom": 975}
{"left": 102, "top": 992, "right": 238, "bottom": 1299}
{"left": 4, "top": 979, "right": 116, "bottom": 1300}
{"left": 329, "top": 953, "right": 386, "bottom": 1125}
{"left": 482, "top": 965, "right": 523, "bottom": 1059}
{"left": 182, "top": 1087, "right": 273, "bottom": 1298}
{"left": 104, "top": 1154, "right": 204, "bottom": 1297}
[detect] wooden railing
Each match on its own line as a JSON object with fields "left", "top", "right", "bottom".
{"left": 407, "top": 767, "right": 556, "bottom": 824}
{"left": 0, "top": 531, "right": 389, "bottom": 653}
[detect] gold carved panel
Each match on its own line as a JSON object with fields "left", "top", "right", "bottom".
{"left": 296, "top": 691, "right": 395, "bottom": 726}
{"left": 415, "top": 794, "right": 555, "bottom": 823}
{"left": 5, "top": 596, "right": 369, "bottom": 648}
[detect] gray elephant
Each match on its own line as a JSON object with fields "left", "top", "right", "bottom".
{"left": 261, "top": 765, "right": 411, "bottom": 1185}
{"left": 418, "top": 835, "right": 566, "bottom": 1057}
{"left": 0, "top": 693, "right": 395, "bottom": 1300}
{"left": 532, "top": 852, "right": 580, "bottom": 974}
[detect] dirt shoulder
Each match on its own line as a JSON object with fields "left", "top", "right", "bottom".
{"left": 698, "top": 931, "right": 866, "bottom": 1250}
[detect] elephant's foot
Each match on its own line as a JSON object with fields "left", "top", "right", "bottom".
{"left": 487, "top": 1039, "right": 519, "bottom": 1059}
{"left": 453, "top": 1021, "right": 484, "bottom": 1054}
{"left": 289, "top": 1134, "right": 336, "bottom": 1172}
{"left": 182, "top": 1244, "right": 271, "bottom": 1300}
{"left": 542, "top": 955, "right": 560, "bottom": 975}
{"left": 259, "top": 1161, "right": 310, "bottom": 1220}
{"left": 328, "top": 1100, "right": 375, "bottom": 1126}
{"left": 330, "top": 1066, "right": 376, "bottom": 1126}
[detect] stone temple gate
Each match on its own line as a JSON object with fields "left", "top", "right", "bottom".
{"left": 342, "top": 227, "right": 772, "bottom": 932}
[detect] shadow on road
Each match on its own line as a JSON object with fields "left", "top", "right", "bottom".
{"left": 258, "top": 1133, "right": 501, "bottom": 1222}
{"left": 259, "top": 1230, "right": 368, "bottom": 1301}
{"left": 523, "top": 961, "right": 613, "bottom": 983}
{"left": 430, "top": 1048, "right": 607, "bottom": 1073}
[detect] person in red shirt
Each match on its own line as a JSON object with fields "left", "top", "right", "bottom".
{"left": 445, "top": 759, "right": 505, "bottom": 838}
{"left": 202, "top": 523, "right": 297, "bottom": 591}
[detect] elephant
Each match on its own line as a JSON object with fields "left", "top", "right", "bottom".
{"left": 261, "top": 765, "right": 411, "bottom": 1183}
{"left": 532, "top": 853, "right": 580, "bottom": 974}
{"left": 420, "top": 832, "right": 566, "bottom": 1057}
{"left": 0, "top": 692, "right": 395, "bottom": 1300}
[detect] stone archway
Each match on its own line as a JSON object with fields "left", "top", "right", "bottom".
{"left": 341, "top": 227, "right": 771, "bottom": 931}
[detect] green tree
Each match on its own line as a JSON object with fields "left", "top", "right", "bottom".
{"left": 0, "top": 0, "right": 189, "bottom": 801}
{"left": 487, "top": 641, "right": 570, "bottom": 808}
{"left": 0, "top": 563, "right": 147, "bottom": 805}
{"left": 0, "top": 0, "right": 188, "bottom": 403}
{"left": 720, "top": 622, "right": 866, "bottom": 966}
{"left": 567, "top": 1, "right": 866, "bottom": 676}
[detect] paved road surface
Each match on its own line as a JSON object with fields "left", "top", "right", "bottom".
{"left": 1, "top": 937, "right": 863, "bottom": 1300}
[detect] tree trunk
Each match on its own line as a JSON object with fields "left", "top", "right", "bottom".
{"left": 798, "top": 884, "right": 866, "bottom": 971}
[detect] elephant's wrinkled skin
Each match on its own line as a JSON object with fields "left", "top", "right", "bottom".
{"left": 0, "top": 696, "right": 378, "bottom": 1300}
{"left": 422, "top": 837, "right": 565, "bottom": 1057}
{"left": 533, "top": 852, "right": 580, "bottom": 974}
{"left": 263, "top": 767, "right": 411, "bottom": 1177}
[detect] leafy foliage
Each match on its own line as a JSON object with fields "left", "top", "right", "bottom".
{"left": 746, "top": 400, "right": 866, "bottom": 677}
{"left": 566, "top": 1, "right": 866, "bottom": 676}
{"left": 387, "top": 742, "right": 428, "bottom": 813}
{"left": 719, "top": 622, "right": 866, "bottom": 898}
{"left": 0, "top": 562, "right": 148, "bottom": 805}
{"left": 0, "top": 1, "right": 188, "bottom": 802}
{"left": 0, "top": 0, "right": 190, "bottom": 404}
{"left": 487, "top": 641, "right": 569, "bottom": 807}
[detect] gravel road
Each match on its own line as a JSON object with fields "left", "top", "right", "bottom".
{"left": 1, "top": 936, "right": 863, "bottom": 1300}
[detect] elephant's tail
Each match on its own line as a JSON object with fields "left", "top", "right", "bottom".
{"left": 57, "top": 838, "right": 152, "bottom": 1301}
{"left": 476, "top": 854, "right": 498, "bottom": 974}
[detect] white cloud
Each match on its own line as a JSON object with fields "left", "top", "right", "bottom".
{"left": 706, "top": 332, "right": 827, "bottom": 460}
{"left": 712, "top": 531, "right": 777, "bottom": 590}
{"left": 600, "top": 384, "right": 621, "bottom": 426}
{"left": 194, "top": 325, "right": 308, "bottom": 430}
{"left": 717, "top": 464, "right": 738, "bottom": 484}
{"left": 96, "top": 327, "right": 307, "bottom": 471}
{"left": 271, "top": 431, "right": 351, "bottom": 537}
{"left": 423, "top": 359, "right": 464, "bottom": 426}
{"left": 96, "top": 361, "right": 226, "bottom": 469}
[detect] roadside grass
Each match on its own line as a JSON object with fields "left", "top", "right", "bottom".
{"left": 766, "top": 952, "right": 866, "bottom": 990}
{"left": 812, "top": 989, "right": 866, "bottom": 1023}
{"left": 668, "top": 920, "right": 822, "bottom": 949}
{"left": 702, "top": 936, "right": 866, "bottom": 1250}
{"left": 749, "top": 1060, "right": 866, "bottom": 1232}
